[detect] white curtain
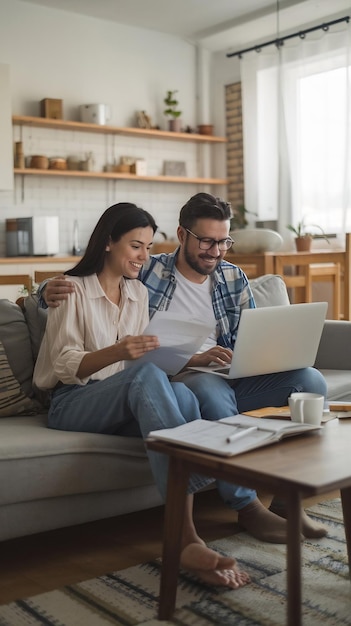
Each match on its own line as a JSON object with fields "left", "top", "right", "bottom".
{"left": 240, "top": 23, "right": 351, "bottom": 246}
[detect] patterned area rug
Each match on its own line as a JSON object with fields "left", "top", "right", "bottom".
{"left": 0, "top": 499, "right": 349, "bottom": 626}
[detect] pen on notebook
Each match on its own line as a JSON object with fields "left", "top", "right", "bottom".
{"left": 226, "top": 426, "right": 258, "bottom": 443}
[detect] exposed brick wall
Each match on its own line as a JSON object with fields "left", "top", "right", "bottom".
{"left": 225, "top": 82, "right": 244, "bottom": 213}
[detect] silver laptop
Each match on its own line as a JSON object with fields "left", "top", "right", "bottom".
{"left": 188, "top": 302, "right": 328, "bottom": 379}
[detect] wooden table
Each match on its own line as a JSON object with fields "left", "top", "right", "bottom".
{"left": 225, "top": 251, "right": 275, "bottom": 278}
{"left": 227, "top": 238, "right": 351, "bottom": 320}
{"left": 274, "top": 245, "right": 350, "bottom": 320}
{"left": 147, "top": 419, "right": 351, "bottom": 626}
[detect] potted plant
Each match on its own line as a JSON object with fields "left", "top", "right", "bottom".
{"left": 287, "top": 218, "right": 330, "bottom": 252}
{"left": 163, "top": 90, "right": 182, "bottom": 132}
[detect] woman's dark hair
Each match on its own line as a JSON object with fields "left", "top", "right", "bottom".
{"left": 66, "top": 203, "right": 157, "bottom": 276}
{"left": 179, "top": 192, "right": 232, "bottom": 230}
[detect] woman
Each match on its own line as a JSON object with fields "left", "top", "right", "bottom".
{"left": 33, "top": 202, "right": 250, "bottom": 589}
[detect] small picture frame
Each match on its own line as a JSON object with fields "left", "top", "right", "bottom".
{"left": 163, "top": 160, "right": 187, "bottom": 176}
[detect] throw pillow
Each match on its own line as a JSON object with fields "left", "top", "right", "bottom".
{"left": 249, "top": 274, "right": 290, "bottom": 308}
{"left": 0, "top": 340, "right": 43, "bottom": 416}
{"left": 0, "top": 299, "right": 45, "bottom": 417}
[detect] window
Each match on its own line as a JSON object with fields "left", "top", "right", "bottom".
{"left": 242, "top": 27, "right": 351, "bottom": 238}
{"left": 299, "top": 66, "right": 351, "bottom": 233}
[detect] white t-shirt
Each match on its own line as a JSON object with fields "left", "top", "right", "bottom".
{"left": 167, "top": 267, "right": 217, "bottom": 352}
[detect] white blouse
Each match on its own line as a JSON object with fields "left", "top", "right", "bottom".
{"left": 33, "top": 273, "right": 149, "bottom": 390}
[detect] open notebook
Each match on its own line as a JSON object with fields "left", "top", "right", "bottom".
{"left": 148, "top": 414, "right": 321, "bottom": 457}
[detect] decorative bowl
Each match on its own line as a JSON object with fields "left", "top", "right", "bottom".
{"left": 49, "top": 157, "right": 67, "bottom": 170}
{"left": 198, "top": 124, "right": 213, "bottom": 135}
{"left": 230, "top": 228, "right": 283, "bottom": 254}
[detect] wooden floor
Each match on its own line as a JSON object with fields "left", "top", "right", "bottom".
{"left": 0, "top": 489, "right": 336, "bottom": 605}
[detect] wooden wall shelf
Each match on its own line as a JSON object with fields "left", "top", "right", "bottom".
{"left": 12, "top": 115, "right": 227, "bottom": 143}
{"left": 12, "top": 115, "right": 228, "bottom": 191}
{"left": 14, "top": 168, "right": 227, "bottom": 186}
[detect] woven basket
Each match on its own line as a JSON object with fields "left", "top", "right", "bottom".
{"left": 114, "top": 164, "right": 131, "bottom": 173}
{"left": 30, "top": 155, "right": 49, "bottom": 169}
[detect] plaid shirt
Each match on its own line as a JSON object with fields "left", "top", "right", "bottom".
{"left": 140, "top": 248, "right": 256, "bottom": 349}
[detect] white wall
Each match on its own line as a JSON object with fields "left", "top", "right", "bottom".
{"left": 0, "top": 63, "right": 13, "bottom": 191}
{"left": 0, "top": 0, "right": 221, "bottom": 256}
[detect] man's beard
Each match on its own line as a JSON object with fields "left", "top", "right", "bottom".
{"left": 184, "top": 242, "right": 220, "bottom": 276}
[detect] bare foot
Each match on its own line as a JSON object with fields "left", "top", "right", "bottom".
{"left": 180, "top": 543, "right": 250, "bottom": 588}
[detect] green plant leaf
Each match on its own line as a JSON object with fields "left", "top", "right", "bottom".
{"left": 286, "top": 219, "right": 330, "bottom": 243}
{"left": 163, "top": 90, "right": 181, "bottom": 119}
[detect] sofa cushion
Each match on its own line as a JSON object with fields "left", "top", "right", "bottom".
{"left": 21, "top": 294, "right": 48, "bottom": 361}
{"left": 314, "top": 320, "right": 351, "bottom": 370}
{"left": 0, "top": 299, "right": 43, "bottom": 417}
{"left": 249, "top": 274, "right": 290, "bottom": 307}
{"left": 318, "top": 369, "right": 351, "bottom": 402}
{"left": 0, "top": 415, "right": 154, "bottom": 506}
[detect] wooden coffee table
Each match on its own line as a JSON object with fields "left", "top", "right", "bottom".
{"left": 147, "top": 419, "right": 351, "bottom": 626}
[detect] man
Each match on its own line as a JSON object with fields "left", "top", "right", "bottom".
{"left": 42, "top": 192, "right": 327, "bottom": 542}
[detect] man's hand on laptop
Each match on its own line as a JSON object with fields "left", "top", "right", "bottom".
{"left": 43, "top": 275, "right": 75, "bottom": 307}
{"left": 186, "top": 346, "right": 233, "bottom": 368}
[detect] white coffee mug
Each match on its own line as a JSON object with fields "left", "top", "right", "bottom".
{"left": 288, "top": 392, "right": 324, "bottom": 426}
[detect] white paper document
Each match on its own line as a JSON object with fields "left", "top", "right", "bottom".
{"left": 148, "top": 414, "right": 321, "bottom": 457}
{"left": 125, "top": 312, "right": 212, "bottom": 375}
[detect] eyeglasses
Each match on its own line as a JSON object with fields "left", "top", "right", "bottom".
{"left": 185, "top": 228, "right": 234, "bottom": 251}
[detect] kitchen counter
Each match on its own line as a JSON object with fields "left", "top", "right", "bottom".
{"left": 0, "top": 256, "right": 82, "bottom": 264}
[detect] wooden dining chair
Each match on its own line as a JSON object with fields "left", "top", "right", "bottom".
{"left": 34, "top": 270, "right": 63, "bottom": 284}
{"left": 307, "top": 263, "right": 341, "bottom": 320}
{"left": 0, "top": 274, "right": 32, "bottom": 294}
{"left": 274, "top": 232, "right": 351, "bottom": 320}
{"left": 275, "top": 259, "right": 341, "bottom": 319}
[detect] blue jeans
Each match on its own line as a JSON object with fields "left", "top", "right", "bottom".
{"left": 175, "top": 367, "right": 327, "bottom": 509}
{"left": 48, "top": 362, "right": 214, "bottom": 501}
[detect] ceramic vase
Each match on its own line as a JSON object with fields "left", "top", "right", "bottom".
{"left": 168, "top": 119, "right": 182, "bottom": 132}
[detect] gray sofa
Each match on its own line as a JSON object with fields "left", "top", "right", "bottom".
{"left": 0, "top": 274, "right": 350, "bottom": 542}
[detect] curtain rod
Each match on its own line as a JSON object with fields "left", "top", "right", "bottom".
{"left": 226, "top": 15, "right": 350, "bottom": 59}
